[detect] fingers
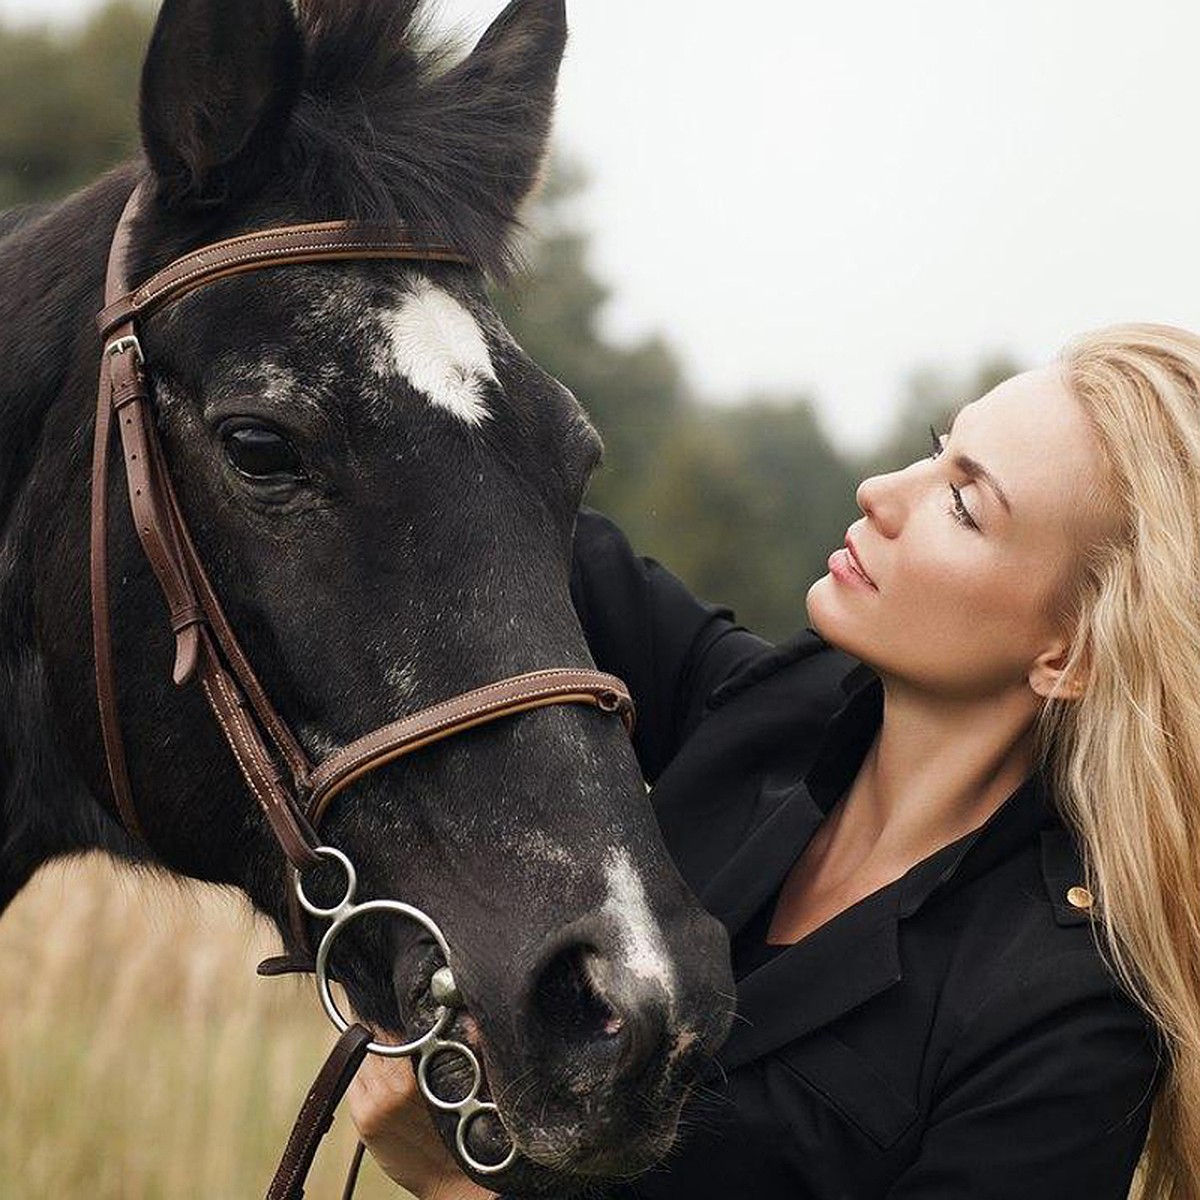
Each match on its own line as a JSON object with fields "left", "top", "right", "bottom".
{"left": 348, "top": 1052, "right": 477, "bottom": 1196}
{"left": 347, "top": 1054, "right": 420, "bottom": 1143}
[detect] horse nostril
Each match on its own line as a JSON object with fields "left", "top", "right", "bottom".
{"left": 529, "top": 943, "right": 669, "bottom": 1086}
{"left": 532, "top": 945, "right": 621, "bottom": 1049}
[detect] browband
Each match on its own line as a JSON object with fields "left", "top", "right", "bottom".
{"left": 98, "top": 220, "right": 473, "bottom": 338}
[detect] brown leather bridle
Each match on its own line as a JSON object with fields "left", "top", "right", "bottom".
{"left": 90, "top": 181, "right": 636, "bottom": 1198}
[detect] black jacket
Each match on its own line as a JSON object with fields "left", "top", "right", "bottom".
{"left": 568, "top": 510, "right": 1163, "bottom": 1200}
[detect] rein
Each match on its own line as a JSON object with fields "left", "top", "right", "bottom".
{"left": 90, "top": 182, "right": 636, "bottom": 1198}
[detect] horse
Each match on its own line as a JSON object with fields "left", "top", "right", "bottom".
{"left": 0, "top": 0, "right": 734, "bottom": 1192}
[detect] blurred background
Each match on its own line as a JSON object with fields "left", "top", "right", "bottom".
{"left": 1, "top": 0, "right": 1196, "bottom": 1195}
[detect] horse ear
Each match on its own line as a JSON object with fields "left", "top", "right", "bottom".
{"left": 435, "top": 0, "right": 568, "bottom": 224}
{"left": 139, "top": 0, "right": 304, "bottom": 210}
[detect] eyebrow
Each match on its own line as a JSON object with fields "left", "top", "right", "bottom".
{"left": 952, "top": 453, "right": 1012, "bottom": 514}
{"left": 946, "top": 403, "right": 1013, "bottom": 515}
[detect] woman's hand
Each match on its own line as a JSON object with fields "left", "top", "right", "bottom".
{"left": 347, "top": 1054, "right": 497, "bottom": 1200}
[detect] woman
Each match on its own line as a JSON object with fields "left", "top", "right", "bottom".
{"left": 348, "top": 324, "right": 1200, "bottom": 1198}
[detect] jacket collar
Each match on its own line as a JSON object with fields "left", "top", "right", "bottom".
{"left": 706, "top": 660, "right": 1070, "bottom": 1071}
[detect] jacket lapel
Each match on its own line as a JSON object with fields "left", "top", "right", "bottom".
{"left": 708, "top": 776, "right": 1059, "bottom": 1071}
{"left": 693, "top": 670, "right": 906, "bottom": 1069}
{"left": 700, "top": 778, "right": 826, "bottom": 933}
{"left": 696, "top": 667, "right": 881, "bottom": 930}
{"left": 695, "top": 774, "right": 906, "bottom": 1072}
{"left": 716, "top": 890, "right": 903, "bottom": 1071}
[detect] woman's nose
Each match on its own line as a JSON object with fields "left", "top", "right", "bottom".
{"left": 855, "top": 468, "right": 909, "bottom": 537}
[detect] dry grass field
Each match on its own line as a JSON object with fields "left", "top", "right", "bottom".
{"left": 0, "top": 854, "right": 412, "bottom": 1199}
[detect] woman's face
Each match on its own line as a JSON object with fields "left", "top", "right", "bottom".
{"left": 807, "top": 365, "right": 1114, "bottom": 699}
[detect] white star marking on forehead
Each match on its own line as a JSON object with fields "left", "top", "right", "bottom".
{"left": 376, "top": 278, "right": 498, "bottom": 426}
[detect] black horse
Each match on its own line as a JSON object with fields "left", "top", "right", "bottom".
{"left": 0, "top": 0, "right": 733, "bottom": 1191}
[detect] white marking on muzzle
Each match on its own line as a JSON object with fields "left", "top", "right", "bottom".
{"left": 601, "top": 848, "right": 677, "bottom": 1000}
{"left": 376, "top": 278, "right": 498, "bottom": 426}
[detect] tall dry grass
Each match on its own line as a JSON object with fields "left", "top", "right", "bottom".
{"left": 0, "top": 854, "right": 411, "bottom": 1199}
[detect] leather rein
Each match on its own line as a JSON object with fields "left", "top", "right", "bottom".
{"left": 90, "top": 182, "right": 635, "bottom": 1198}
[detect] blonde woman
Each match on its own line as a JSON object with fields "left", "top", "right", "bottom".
{"left": 349, "top": 324, "right": 1198, "bottom": 1198}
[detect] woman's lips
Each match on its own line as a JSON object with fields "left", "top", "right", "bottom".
{"left": 828, "top": 547, "right": 877, "bottom": 590}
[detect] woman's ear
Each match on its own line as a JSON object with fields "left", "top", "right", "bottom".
{"left": 1029, "top": 641, "right": 1087, "bottom": 701}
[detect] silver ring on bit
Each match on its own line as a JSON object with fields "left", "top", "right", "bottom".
{"left": 294, "top": 847, "right": 520, "bottom": 1175}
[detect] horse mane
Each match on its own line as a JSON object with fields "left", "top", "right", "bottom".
{"left": 280, "top": 0, "right": 556, "bottom": 279}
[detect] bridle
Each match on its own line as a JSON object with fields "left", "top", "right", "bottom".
{"left": 91, "top": 181, "right": 636, "bottom": 1198}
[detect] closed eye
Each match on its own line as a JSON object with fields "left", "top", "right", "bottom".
{"left": 930, "top": 426, "right": 980, "bottom": 531}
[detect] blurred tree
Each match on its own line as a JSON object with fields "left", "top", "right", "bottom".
{"left": 500, "top": 166, "right": 862, "bottom": 639}
{"left": 862, "top": 353, "right": 1023, "bottom": 476}
{"left": 496, "top": 162, "right": 690, "bottom": 542}
{"left": 635, "top": 398, "right": 861, "bottom": 639}
{"left": 0, "top": 2, "right": 151, "bottom": 208}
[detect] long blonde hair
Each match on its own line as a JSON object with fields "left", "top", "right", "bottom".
{"left": 1037, "top": 324, "right": 1200, "bottom": 1198}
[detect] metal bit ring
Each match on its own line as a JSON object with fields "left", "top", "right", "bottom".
{"left": 313, "top": 899, "right": 454, "bottom": 1057}
{"left": 418, "top": 1038, "right": 519, "bottom": 1174}
{"left": 294, "top": 847, "right": 520, "bottom": 1174}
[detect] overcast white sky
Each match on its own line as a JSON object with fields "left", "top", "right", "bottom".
{"left": 4, "top": 0, "right": 1199, "bottom": 450}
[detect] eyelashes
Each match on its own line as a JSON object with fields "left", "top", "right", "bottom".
{"left": 928, "top": 425, "right": 979, "bottom": 531}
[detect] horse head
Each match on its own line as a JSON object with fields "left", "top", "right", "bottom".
{"left": 1, "top": 0, "right": 734, "bottom": 1190}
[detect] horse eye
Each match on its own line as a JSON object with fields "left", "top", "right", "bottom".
{"left": 223, "top": 425, "right": 305, "bottom": 481}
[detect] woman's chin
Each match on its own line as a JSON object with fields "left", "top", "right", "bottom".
{"left": 805, "top": 575, "right": 844, "bottom": 640}
{"left": 806, "top": 577, "right": 873, "bottom": 663}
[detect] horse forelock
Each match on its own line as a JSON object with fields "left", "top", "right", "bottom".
{"left": 295, "top": 0, "right": 437, "bottom": 96}
{"left": 274, "top": 0, "right": 559, "bottom": 280}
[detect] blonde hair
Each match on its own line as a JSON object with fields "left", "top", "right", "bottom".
{"left": 1038, "top": 324, "right": 1200, "bottom": 1199}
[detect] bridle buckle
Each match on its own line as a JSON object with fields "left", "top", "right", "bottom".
{"left": 105, "top": 334, "right": 144, "bottom": 366}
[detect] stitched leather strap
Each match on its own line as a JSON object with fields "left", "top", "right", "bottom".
{"left": 162, "top": 466, "right": 312, "bottom": 783}
{"left": 99, "top": 222, "right": 472, "bottom": 338}
{"left": 266, "top": 1023, "right": 373, "bottom": 1200}
{"left": 90, "top": 328, "right": 145, "bottom": 838}
{"left": 306, "top": 669, "right": 635, "bottom": 826}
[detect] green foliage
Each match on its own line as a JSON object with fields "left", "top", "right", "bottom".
{"left": 0, "top": 2, "right": 1021, "bottom": 644}
{"left": 631, "top": 400, "right": 860, "bottom": 638}
{"left": 496, "top": 164, "right": 689, "bottom": 527}
{"left": 0, "top": 2, "right": 152, "bottom": 208}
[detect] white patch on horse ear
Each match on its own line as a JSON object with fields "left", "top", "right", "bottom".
{"left": 601, "top": 848, "right": 677, "bottom": 1000}
{"left": 376, "top": 279, "right": 498, "bottom": 427}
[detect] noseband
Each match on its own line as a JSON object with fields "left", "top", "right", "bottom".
{"left": 91, "top": 182, "right": 636, "bottom": 1197}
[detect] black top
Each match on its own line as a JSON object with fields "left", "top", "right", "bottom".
{"left": 731, "top": 885, "right": 789, "bottom": 978}
{"left": 562, "top": 509, "right": 1163, "bottom": 1200}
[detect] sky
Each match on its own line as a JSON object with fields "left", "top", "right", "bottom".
{"left": 5, "top": 0, "right": 1200, "bottom": 451}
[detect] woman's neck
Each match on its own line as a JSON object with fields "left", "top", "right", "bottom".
{"left": 828, "top": 678, "right": 1040, "bottom": 878}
